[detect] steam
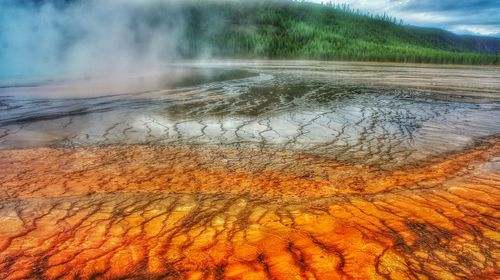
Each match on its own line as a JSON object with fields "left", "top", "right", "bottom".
{"left": 0, "top": 0, "right": 188, "bottom": 80}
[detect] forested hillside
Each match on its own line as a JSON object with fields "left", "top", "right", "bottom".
{"left": 16, "top": 0, "right": 500, "bottom": 64}
{"left": 176, "top": 0, "right": 500, "bottom": 64}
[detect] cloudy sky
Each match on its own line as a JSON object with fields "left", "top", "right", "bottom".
{"left": 311, "top": 0, "right": 500, "bottom": 37}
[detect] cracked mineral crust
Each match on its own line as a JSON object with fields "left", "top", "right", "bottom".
{"left": 0, "top": 61, "right": 499, "bottom": 279}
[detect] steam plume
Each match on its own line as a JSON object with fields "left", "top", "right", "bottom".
{"left": 0, "top": 0, "right": 188, "bottom": 80}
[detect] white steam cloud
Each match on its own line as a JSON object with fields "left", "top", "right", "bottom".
{"left": 0, "top": 0, "right": 188, "bottom": 80}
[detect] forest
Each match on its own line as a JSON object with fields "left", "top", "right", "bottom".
{"left": 16, "top": 0, "right": 500, "bottom": 65}
{"left": 173, "top": 0, "right": 500, "bottom": 64}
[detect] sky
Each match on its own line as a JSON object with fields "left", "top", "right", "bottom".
{"left": 311, "top": 0, "right": 500, "bottom": 37}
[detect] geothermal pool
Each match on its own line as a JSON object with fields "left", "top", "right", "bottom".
{"left": 0, "top": 61, "right": 499, "bottom": 279}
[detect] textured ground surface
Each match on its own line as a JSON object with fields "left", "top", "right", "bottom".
{"left": 0, "top": 61, "right": 499, "bottom": 279}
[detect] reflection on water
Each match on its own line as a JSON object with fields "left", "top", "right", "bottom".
{"left": 1, "top": 61, "right": 499, "bottom": 168}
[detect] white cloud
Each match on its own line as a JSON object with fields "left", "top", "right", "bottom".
{"left": 308, "top": 0, "right": 500, "bottom": 36}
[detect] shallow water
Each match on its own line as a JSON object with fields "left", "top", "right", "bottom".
{"left": 1, "top": 61, "right": 499, "bottom": 168}
{"left": 0, "top": 61, "right": 499, "bottom": 279}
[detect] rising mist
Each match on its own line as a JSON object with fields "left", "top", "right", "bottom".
{"left": 0, "top": 0, "right": 199, "bottom": 80}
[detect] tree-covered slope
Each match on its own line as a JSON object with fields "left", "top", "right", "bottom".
{"left": 175, "top": 0, "right": 500, "bottom": 64}
{"left": 12, "top": 0, "right": 500, "bottom": 65}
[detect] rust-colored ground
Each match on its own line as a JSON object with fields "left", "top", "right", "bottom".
{"left": 0, "top": 139, "right": 499, "bottom": 279}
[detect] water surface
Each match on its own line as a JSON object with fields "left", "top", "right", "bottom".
{"left": 1, "top": 61, "right": 499, "bottom": 169}
{"left": 0, "top": 61, "right": 499, "bottom": 279}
